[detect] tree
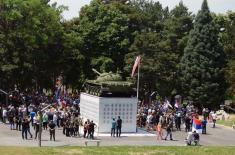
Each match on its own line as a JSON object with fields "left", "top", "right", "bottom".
{"left": 62, "top": 18, "right": 86, "bottom": 89}
{"left": 0, "top": 0, "right": 64, "bottom": 90}
{"left": 130, "top": 0, "right": 169, "bottom": 33}
{"left": 124, "top": 0, "right": 169, "bottom": 97}
{"left": 215, "top": 12, "right": 235, "bottom": 99}
{"left": 162, "top": 1, "right": 194, "bottom": 94}
{"left": 125, "top": 1, "right": 192, "bottom": 98}
{"left": 180, "top": 0, "right": 226, "bottom": 108}
{"left": 224, "top": 12, "right": 235, "bottom": 99}
{"left": 76, "top": 0, "right": 133, "bottom": 76}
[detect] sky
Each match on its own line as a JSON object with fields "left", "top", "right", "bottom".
{"left": 50, "top": 0, "right": 235, "bottom": 20}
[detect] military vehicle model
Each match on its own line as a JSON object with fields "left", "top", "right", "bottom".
{"left": 84, "top": 69, "right": 136, "bottom": 97}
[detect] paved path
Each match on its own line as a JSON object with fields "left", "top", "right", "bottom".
{"left": 0, "top": 122, "right": 234, "bottom": 147}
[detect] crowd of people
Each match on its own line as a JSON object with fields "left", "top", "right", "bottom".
{"left": 0, "top": 89, "right": 219, "bottom": 146}
{"left": 0, "top": 89, "right": 84, "bottom": 141}
{"left": 136, "top": 98, "right": 217, "bottom": 144}
{"left": 0, "top": 89, "right": 115, "bottom": 142}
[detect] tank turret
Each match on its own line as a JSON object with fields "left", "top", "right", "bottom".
{"left": 91, "top": 68, "right": 122, "bottom": 82}
{"left": 84, "top": 69, "right": 136, "bottom": 97}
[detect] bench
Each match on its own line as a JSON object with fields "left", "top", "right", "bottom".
{"left": 84, "top": 140, "right": 101, "bottom": 147}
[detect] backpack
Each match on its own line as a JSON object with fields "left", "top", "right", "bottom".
{"left": 194, "top": 133, "right": 199, "bottom": 140}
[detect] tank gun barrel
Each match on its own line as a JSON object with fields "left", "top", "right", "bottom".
{"left": 92, "top": 68, "right": 101, "bottom": 75}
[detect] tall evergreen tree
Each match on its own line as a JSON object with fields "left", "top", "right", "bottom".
{"left": 180, "top": 0, "right": 226, "bottom": 108}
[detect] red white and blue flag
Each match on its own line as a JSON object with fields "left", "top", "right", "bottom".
{"left": 192, "top": 119, "right": 202, "bottom": 133}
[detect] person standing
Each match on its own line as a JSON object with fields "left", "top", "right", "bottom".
{"left": 18, "top": 109, "right": 23, "bottom": 131}
{"left": 25, "top": 117, "right": 33, "bottom": 138}
{"left": 83, "top": 121, "right": 88, "bottom": 138}
{"left": 57, "top": 113, "right": 61, "bottom": 128}
{"left": 53, "top": 113, "right": 58, "bottom": 127}
{"left": 176, "top": 111, "right": 182, "bottom": 131}
{"left": 14, "top": 115, "right": 19, "bottom": 130}
{"left": 164, "top": 118, "right": 173, "bottom": 140}
{"left": 89, "top": 120, "right": 96, "bottom": 139}
{"left": 21, "top": 119, "right": 28, "bottom": 140}
{"left": 29, "top": 111, "right": 36, "bottom": 127}
{"left": 146, "top": 112, "right": 153, "bottom": 131}
{"left": 42, "top": 112, "right": 48, "bottom": 130}
{"left": 34, "top": 119, "right": 40, "bottom": 140}
{"left": 69, "top": 121, "right": 74, "bottom": 137}
{"left": 116, "top": 116, "right": 122, "bottom": 137}
{"left": 185, "top": 114, "right": 191, "bottom": 132}
{"left": 201, "top": 118, "right": 207, "bottom": 134}
{"left": 156, "top": 123, "right": 163, "bottom": 140}
{"left": 8, "top": 110, "right": 14, "bottom": 130}
{"left": 48, "top": 120, "right": 56, "bottom": 141}
{"left": 212, "top": 111, "right": 217, "bottom": 128}
{"left": 111, "top": 118, "right": 116, "bottom": 137}
{"left": 65, "top": 119, "right": 70, "bottom": 137}
{"left": 87, "top": 120, "right": 91, "bottom": 138}
{"left": 2, "top": 108, "right": 7, "bottom": 123}
{"left": 73, "top": 116, "right": 80, "bottom": 136}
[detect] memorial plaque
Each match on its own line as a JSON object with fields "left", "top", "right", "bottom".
{"left": 80, "top": 93, "right": 137, "bottom": 132}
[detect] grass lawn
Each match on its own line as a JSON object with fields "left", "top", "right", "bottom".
{"left": 217, "top": 114, "right": 235, "bottom": 127}
{"left": 0, "top": 146, "right": 235, "bottom": 155}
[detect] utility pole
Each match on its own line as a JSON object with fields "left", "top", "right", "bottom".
{"left": 38, "top": 110, "right": 42, "bottom": 147}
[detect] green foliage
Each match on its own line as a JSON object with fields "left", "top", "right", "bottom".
{"left": 215, "top": 12, "right": 235, "bottom": 99}
{"left": 78, "top": 0, "right": 132, "bottom": 71}
{"left": 60, "top": 0, "right": 136, "bottom": 88}
{"left": 125, "top": 1, "right": 193, "bottom": 97}
{"left": 180, "top": 0, "right": 226, "bottom": 108}
{"left": 0, "top": 0, "right": 63, "bottom": 89}
{"left": 62, "top": 18, "right": 86, "bottom": 88}
{"left": 91, "top": 56, "right": 114, "bottom": 72}
{"left": 0, "top": 0, "right": 233, "bottom": 104}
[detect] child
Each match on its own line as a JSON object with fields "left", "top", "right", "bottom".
{"left": 156, "top": 123, "right": 163, "bottom": 140}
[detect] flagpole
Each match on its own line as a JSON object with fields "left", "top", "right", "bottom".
{"left": 137, "top": 64, "right": 140, "bottom": 99}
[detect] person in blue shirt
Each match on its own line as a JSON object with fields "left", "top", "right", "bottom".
{"left": 29, "top": 111, "right": 36, "bottom": 126}
{"left": 111, "top": 118, "right": 116, "bottom": 137}
{"left": 201, "top": 118, "right": 207, "bottom": 134}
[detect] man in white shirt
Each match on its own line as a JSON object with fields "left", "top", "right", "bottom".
{"left": 2, "top": 108, "right": 7, "bottom": 123}
{"left": 53, "top": 113, "right": 58, "bottom": 127}
{"left": 212, "top": 112, "right": 217, "bottom": 128}
{"left": 147, "top": 113, "right": 153, "bottom": 130}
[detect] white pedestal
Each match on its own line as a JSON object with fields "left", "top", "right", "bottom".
{"left": 80, "top": 93, "right": 138, "bottom": 133}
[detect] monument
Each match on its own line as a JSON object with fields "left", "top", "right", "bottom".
{"left": 80, "top": 69, "right": 137, "bottom": 133}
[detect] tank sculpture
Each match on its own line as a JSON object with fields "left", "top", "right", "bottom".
{"left": 84, "top": 69, "right": 136, "bottom": 97}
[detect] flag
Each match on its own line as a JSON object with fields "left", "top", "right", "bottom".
{"left": 167, "top": 100, "right": 173, "bottom": 109}
{"left": 174, "top": 100, "right": 179, "bottom": 108}
{"left": 174, "top": 99, "right": 181, "bottom": 108}
{"left": 192, "top": 119, "right": 202, "bottom": 133}
{"left": 131, "top": 56, "right": 141, "bottom": 77}
{"left": 55, "top": 88, "right": 61, "bottom": 100}
{"left": 165, "top": 100, "right": 173, "bottom": 109}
